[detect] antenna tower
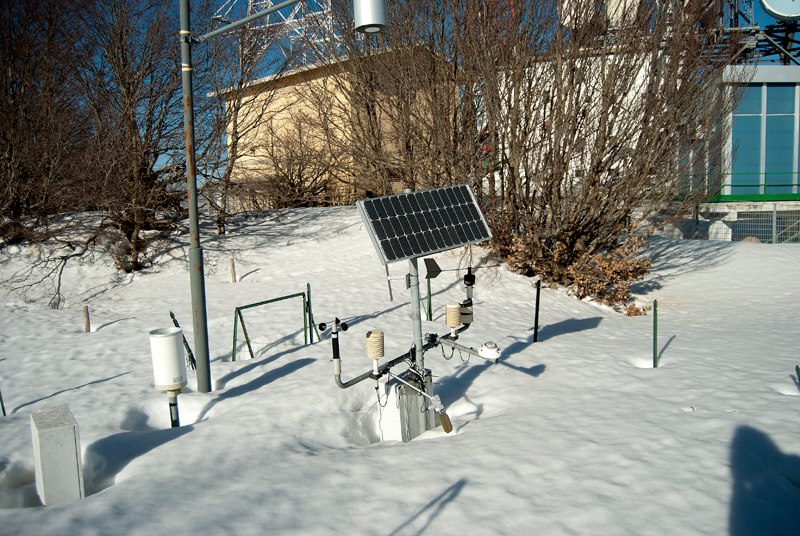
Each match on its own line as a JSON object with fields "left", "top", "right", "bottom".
{"left": 723, "top": 0, "right": 800, "bottom": 64}
{"left": 246, "top": 0, "right": 340, "bottom": 66}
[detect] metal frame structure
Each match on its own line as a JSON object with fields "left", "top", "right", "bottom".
{"left": 248, "top": 0, "right": 341, "bottom": 66}
{"left": 724, "top": 0, "right": 800, "bottom": 65}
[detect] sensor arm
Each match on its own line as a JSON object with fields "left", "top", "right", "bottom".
{"left": 333, "top": 352, "right": 408, "bottom": 389}
{"left": 323, "top": 319, "right": 433, "bottom": 389}
{"left": 437, "top": 334, "right": 498, "bottom": 363}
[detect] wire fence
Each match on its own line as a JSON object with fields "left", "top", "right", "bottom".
{"left": 665, "top": 203, "right": 800, "bottom": 244}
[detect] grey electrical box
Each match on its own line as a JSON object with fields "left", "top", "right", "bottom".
{"left": 379, "top": 369, "right": 436, "bottom": 442}
{"left": 30, "top": 406, "right": 85, "bottom": 505}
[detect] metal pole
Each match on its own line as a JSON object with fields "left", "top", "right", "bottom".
{"left": 177, "top": 0, "right": 386, "bottom": 394}
{"left": 772, "top": 203, "right": 778, "bottom": 244}
{"left": 408, "top": 258, "right": 425, "bottom": 376}
{"left": 168, "top": 390, "right": 180, "bottom": 428}
{"left": 533, "top": 279, "right": 541, "bottom": 343}
{"left": 426, "top": 278, "right": 432, "bottom": 321}
{"left": 653, "top": 299, "right": 659, "bottom": 368}
{"left": 180, "top": 0, "right": 211, "bottom": 393}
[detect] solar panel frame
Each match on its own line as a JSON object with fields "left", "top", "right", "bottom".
{"left": 356, "top": 185, "right": 493, "bottom": 264}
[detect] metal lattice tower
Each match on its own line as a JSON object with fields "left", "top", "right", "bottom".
{"left": 724, "top": 0, "right": 800, "bottom": 64}
{"left": 246, "top": 0, "right": 341, "bottom": 66}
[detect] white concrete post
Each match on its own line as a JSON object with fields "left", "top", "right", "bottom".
{"left": 30, "top": 406, "right": 85, "bottom": 505}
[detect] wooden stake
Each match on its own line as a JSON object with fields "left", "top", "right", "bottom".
{"left": 83, "top": 305, "right": 91, "bottom": 333}
{"left": 230, "top": 257, "right": 237, "bottom": 283}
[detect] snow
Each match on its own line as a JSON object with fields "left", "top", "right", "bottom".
{"left": 1, "top": 206, "right": 799, "bottom": 535}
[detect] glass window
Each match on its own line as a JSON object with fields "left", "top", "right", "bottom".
{"left": 731, "top": 115, "right": 761, "bottom": 194}
{"left": 765, "top": 115, "right": 795, "bottom": 194}
{"left": 736, "top": 84, "right": 762, "bottom": 115}
{"left": 767, "top": 84, "right": 795, "bottom": 115}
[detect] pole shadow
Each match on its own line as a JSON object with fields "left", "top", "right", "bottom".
{"left": 729, "top": 425, "right": 800, "bottom": 535}
{"left": 198, "top": 358, "right": 314, "bottom": 421}
{"left": 95, "top": 317, "right": 135, "bottom": 331}
{"left": 237, "top": 269, "right": 260, "bottom": 281}
{"left": 386, "top": 478, "right": 467, "bottom": 536}
{"left": 532, "top": 317, "right": 602, "bottom": 342}
{"left": 658, "top": 335, "right": 676, "bottom": 362}
{"left": 217, "top": 343, "right": 308, "bottom": 387}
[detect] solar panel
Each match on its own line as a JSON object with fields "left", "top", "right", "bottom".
{"left": 356, "top": 185, "right": 493, "bottom": 264}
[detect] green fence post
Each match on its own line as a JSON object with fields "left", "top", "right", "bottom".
{"left": 231, "top": 308, "right": 240, "bottom": 362}
{"left": 533, "top": 279, "right": 541, "bottom": 343}
{"left": 653, "top": 299, "right": 659, "bottom": 368}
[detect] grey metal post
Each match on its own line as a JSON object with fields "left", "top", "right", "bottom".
{"left": 772, "top": 203, "right": 778, "bottom": 243}
{"left": 408, "top": 258, "right": 425, "bottom": 377}
{"left": 179, "top": 0, "right": 212, "bottom": 393}
{"left": 178, "top": 0, "right": 386, "bottom": 394}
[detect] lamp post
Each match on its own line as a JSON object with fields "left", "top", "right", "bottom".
{"left": 179, "top": 0, "right": 387, "bottom": 392}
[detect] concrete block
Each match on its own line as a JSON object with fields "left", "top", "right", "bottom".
{"left": 30, "top": 406, "right": 85, "bottom": 505}
{"left": 709, "top": 220, "right": 733, "bottom": 241}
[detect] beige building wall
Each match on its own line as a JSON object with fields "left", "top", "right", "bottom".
{"left": 223, "top": 49, "right": 447, "bottom": 211}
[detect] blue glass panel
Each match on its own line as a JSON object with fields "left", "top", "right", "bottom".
{"left": 735, "top": 84, "right": 762, "bottom": 115}
{"left": 731, "top": 115, "right": 761, "bottom": 195}
{"left": 766, "top": 84, "right": 795, "bottom": 115}
{"left": 765, "top": 115, "right": 795, "bottom": 194}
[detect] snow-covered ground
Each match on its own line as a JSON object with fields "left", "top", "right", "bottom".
{"left": 0, "top": 206, "right": 798, "bottom": 535}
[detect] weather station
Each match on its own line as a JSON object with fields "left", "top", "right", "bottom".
{"left": 321, "top": 185, "right": 501, "bottom": 442}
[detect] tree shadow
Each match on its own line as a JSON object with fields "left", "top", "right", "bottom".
{"left": 386, "top": 478, "right": 467, "bottom": 536}
{"left": 13, "top": 372, "right": 131, "bottom": 413}
{"left": 633, "top": 237, "right": 733, "bottom": 298}
{"left": 533, "top": 317, "right": 602, "bottom": 342}
{"left": 198, "top": 358, "right": 314, "bottom": 421}
{"left": 83, "top": 425, "right": 193, "bottom": 495}
{"left": 729, "top": 425, "right": 800, "bottom": 535}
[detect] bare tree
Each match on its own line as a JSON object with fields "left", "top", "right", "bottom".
{"left": 481, "top": 0, "right": 742, "bottom": 306}
{"left": 309, "top": 0, "right": 743, "bottom": 307}
{"left": 76, "top": 0, "right": 187, "bottom": 272}
{"left": 200, "top": 20, "right": 294, "bottom": 233}
{"left": 0, "top": 0, "right": 95, "bottom": 244}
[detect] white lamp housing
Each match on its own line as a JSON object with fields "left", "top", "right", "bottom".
{"left": 149, "top": 327, "right": 188, "bottom": 391}
{"left": 353, "top": 0, "right": 386, "bottom": 33}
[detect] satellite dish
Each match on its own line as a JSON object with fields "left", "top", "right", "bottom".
{"left": 761, "top": 0, "right": 800, "bottom": 21}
